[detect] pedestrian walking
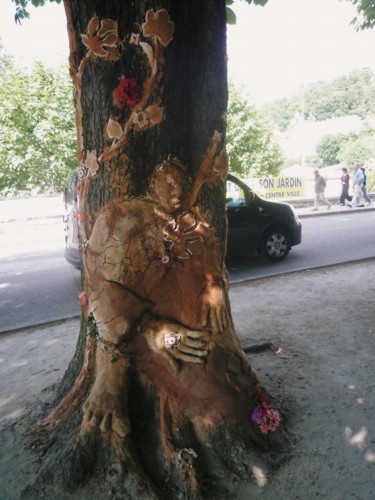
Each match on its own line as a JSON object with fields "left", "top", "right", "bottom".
{"left": 348, "top": 164, "right": 365, "bottom": 208}
{"left": 312, "top": 169, "right": 331, "bottom": 211}
{"left": 339, "top": 167, "right": 352, "bottom": 205}
{"left": 361, "top": 168, "right": 372, "bottom": 205}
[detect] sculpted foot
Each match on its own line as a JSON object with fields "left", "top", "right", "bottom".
{"left": 80, "top": 355, "right": 130, "bottom": 438}
{"left": 82, "top": 391, "right": 130, "bottom": 437}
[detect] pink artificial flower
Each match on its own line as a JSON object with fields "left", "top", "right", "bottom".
{"left": 77, "top": 291, "right": 89, "bottom": 307}
{"left": 251, "top": 402, "right": 281, "bottom": 434}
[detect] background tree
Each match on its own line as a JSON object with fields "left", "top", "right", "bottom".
{"left": 316, "top": 132, "right": 357, "bottom": 166}
{"left": 263, "top": 68, "right": 375, "bottom": 131}
{"left": 0, "top": 47, "right": 76, "bottom": 196}
{"left": 227, "top": 81, "right": 284, "bottom": 177}
{"left": 12, "top": 1, "right": 288, "bottom": 499}
{"left": 344, "top": 0, "right": 375, "bottom": 30}
{"left": 338, "top": 125, "right": 375, "bottom": 166}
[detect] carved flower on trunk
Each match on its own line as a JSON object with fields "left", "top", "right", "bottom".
{"left": 133, "top": 104, "right": 164, "bottom": 132}
{"left": 82, "top": 17, "right": 119, "bottom": 58}
{"left": 142, "top": 9, "right": 174, "bottom": 47}
{"left": 164, "top": 211, "right": 211, "bottom": 260}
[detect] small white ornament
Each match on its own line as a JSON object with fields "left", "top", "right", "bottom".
{"left": 164, "top": 333, "right": 180, "bottom": 350}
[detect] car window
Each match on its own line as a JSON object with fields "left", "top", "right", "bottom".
{"left": 226, "top": 180, "right": 247, "bottom": 208}
{"left": 64, "top": 172, "right": 78, "bottom": 206}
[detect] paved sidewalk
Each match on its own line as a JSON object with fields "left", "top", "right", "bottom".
{"left": 1, "top": 260, "right": 374, "bottom": 499}
{"left": 294, "top": 201, "right": 374, "bottom": 218}
{"left": 0, "top": 196, "right": 64, "bottom": 223}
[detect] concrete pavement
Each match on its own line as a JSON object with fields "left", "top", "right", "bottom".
{"left": 1, "top": 259, "right": 375, "bottom": 499}
{"left": 294, "top": 200, "right": 374, "bottom": 218}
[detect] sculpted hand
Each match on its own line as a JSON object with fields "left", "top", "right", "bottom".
{"left": 199, "top": 283, "right": 229, "bottom": 335}
{"left": 164, "top": 327, "right": 210, "bottom": 364}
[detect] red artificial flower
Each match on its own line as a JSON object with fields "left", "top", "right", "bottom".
{"left": 113, "top": 77, "right": 141, "bottom": 108}
{"left": 254, "top": 387, "right": 267, "bottom": 402}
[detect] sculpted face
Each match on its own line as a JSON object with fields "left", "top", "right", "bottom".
{"left": 151, "top": 165, "right": 190, "bottom": 213}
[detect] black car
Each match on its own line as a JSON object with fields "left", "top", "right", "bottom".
{"left": 226, "top": 173, "right": 301, "bottom": 261}
{"left": 63, "top": 172, "right": 301, "bottom": 268}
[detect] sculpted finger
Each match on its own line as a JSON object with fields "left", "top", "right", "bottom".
{"left": 199, "top": 304, "right": 209, "bottom": 328}
{"left": 186, "top": 329, "right": 210, "bottom": 341}
{"left": 216, "top": 307, "right": 224, "bottom": 333}
{"left": 219, "top": 307, "right": 229, "bottom": 331}
{"left": 210, "top": 308, "right": 220, "bottom": 335}
{"left": 179, "top": 344, "right": 208, "bottom": 357}
{"left": 174, "top": 351, "right": 205, "bottom": 364}
{"left": 184, "top": 337, "right": 207, "bottom": 349}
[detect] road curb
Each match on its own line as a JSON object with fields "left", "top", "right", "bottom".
{"left": 230, "top": 256, "right": 375, "bottom": 285}
{"left": 2, "top": 257, "right": 375, "bottom": 335}
{"left": 0, "top": 315, "right": 80, "bottom": 336}
{"left": 296, "top": 205, "right": 375, "bottom": 219}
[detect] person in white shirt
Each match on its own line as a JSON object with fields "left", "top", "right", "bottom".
{"left": 348, "top": 164, "right": 365, "bottom": 208}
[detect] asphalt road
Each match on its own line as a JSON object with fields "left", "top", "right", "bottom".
{"left": 227, "top": 209, "right": 375, "bottom": 281}
{"left": 0, "top": 210, "right": 374, "bottom": 333}
{"left": 0, "top": 218, "right": 81, "bottom": 333}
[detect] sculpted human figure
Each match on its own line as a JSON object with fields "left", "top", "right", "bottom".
{"left": 81, "top": 144, "right": 230, "bottom": 436}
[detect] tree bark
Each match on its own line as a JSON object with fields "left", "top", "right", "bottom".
{"left": 30, "top": 1, "right": 287, "bottom": 497}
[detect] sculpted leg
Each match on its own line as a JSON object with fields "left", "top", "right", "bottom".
{"left": 82, "top": 280, "right": 150, "bottom": 437}
{"left": 81, "top": 349, "right": 130, "bottom": 437}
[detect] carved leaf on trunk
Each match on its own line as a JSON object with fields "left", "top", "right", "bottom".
{"left": 84, "top": 150, "right": 99, "bottom": 175}
{"left": 107, "top": 118, "right": 123, "bottom": 139}
{"left": 141, "top": 9, "right": 174, "bottom": 47}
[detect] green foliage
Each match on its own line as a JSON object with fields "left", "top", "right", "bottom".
{"left": 338, "top": 127, "right": 375, "bottom": 167}
{"left": 366, "top": 167, "right": 375, "bottom": 191}
{"left": 16, "top": 0, "right": 267, "bottom": 25}
{"left": 0, "top": 47, "right": 76, "bottom": 196}
{"left": 344, "top": 0, "right": 375, "bottom": 30}
{"left": 243, "top": 0, "right": 269, "bottom": 5}
{"left": 12, "top": 0, "right": 61, "bottom": 23}
{"left": 305, "top": 154, "right": 322, "bottom": 170}
{"left": 263, "top": 68, "right": 375, "bottom": 131}
{"left": 226, "top": 0, "right": 269, "bottom": 24}
{"left": 227, "top": 81, "right": 284, "bottom": 177}
{"left": 316, "top": 132, "right": 357, "bottom": 166}
{"left": 262, "top": 96, "right": 301, "bottom": 132}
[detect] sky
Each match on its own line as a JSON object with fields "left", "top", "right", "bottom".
{"left": 1, "top": 0, "right": 375, "bottom": 105}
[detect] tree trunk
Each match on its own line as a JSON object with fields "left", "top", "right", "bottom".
{"left": 30, "top": 1, "right": 287, "bottom": 497}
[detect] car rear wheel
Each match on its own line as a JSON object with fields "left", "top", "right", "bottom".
{"left": 261, "top": 227, "right": 291, "bottom": 262}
